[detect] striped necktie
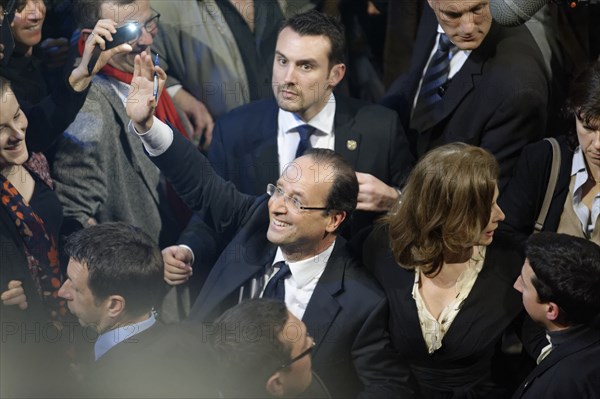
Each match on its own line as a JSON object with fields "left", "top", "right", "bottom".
{"left": 295, "top": 125, "right": 315, "bottom": 158}
{"left": 410, "top": 33, "right": 455, "bottom": 132}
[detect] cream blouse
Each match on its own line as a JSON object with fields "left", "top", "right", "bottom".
{"left": 412, "top": 247, "right": 486, "bottom": 354}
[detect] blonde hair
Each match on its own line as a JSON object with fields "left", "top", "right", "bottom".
{"left": 386, "top": 143, "right": 499, "bottom": 275}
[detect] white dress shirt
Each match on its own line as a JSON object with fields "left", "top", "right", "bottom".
{"left": 571, "top": 147, "right": 600, "bottom": 236}
{"left": 277, "top": 93, "right": 336, "bottom": 174}
{"left": 94, "top": 312, "right": 156, "bottom": 360}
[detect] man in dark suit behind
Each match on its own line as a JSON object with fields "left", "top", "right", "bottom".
{"left": 57, "top": 223, "right": 216, "bottom": 398}
{"left": 382, "top": 0, "right": 549, "bottom": 188}
{"left": 512, "top": 233, "right": 600, "bottom": 398}
{"left": 126, "top": 50, "right": 415, "bottom": 398}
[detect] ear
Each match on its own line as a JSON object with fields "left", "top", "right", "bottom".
{"left": 328, "top": 63, "right": 346, "bottom": 88}
{"left": 265, "top": 372, "right": 285, "bottom": 397}
{"left": 106, "top": 295, "right": 126, "bottom": 318}
{"left": 546, "top": 301, "right": 561, "bottom": 322}
{"left": 325, "top": 210, "right": 346, "bottom": 233}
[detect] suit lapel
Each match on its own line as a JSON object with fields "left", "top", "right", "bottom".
{"left": 333, "top": 96, "right": 360, "bottom": 168}
{"left": 252, "top": 100, "right": 280, "bottom": 193}
{"left": 302, "top": 241, "right": 345, "bottom": 356}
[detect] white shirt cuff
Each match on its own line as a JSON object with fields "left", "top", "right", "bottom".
{"left": 128, "top": 116, "right": 174, "bottom": 156}
{"left": 167, "top": 84, "right": 182, "bottom": 98}
{"left": 178, "top": 244, "right": 195, "bottom": 265}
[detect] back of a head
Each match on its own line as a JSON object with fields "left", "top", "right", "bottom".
{"left": 280, "top": 9, "right": 345, "bottom": 66}
{"left": 526, "top": 232, "right": 600, "bottom": 327}
{"left": 64, "top": 222, "right": 165, "bottom": 319}
{"left": 210, "top": 299, "right": 290, "bottom": 397}
{"left": 387, "top": 143, "right": 499, "bottom": 273}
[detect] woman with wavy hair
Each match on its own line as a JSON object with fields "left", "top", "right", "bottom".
{"left": 364, "top": 143, "right": 529, "bottom": 398}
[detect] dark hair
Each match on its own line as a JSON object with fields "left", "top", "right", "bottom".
{"left": 386, "top": 143, "right": 499, "bottom": 275}
{"left": 280, "top": 9, "right": 346, "bottom": 68}
{"left": 305, "top": 148, "right": 358, "bottom": 231}
{"left": 73, "top": 0, "right": 137, "bottom": 29}
{"left": 526, "top": 232, "right": 600, "bottom": 326}
{"left": 64, "top": 222, "right": 165, "bottom": 318}
{"left": 564, "top": 61, "right": 600, "bottom": 147}
{"left": 210, "top": 299, "right": 291, "bottom": 396}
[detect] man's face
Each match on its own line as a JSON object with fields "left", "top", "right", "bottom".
{"left": 58, "top": 259, "right": 110, "bottom": 333}
{"left": 272, "top": 27, "right": 344, "bottom": 122}
{"left": 576, "top": 115, "right": 600, "bottom": 177}
{"left": 514, "top": 259, "right": 547, "bottom": 325}
{"left": 277, "top": 312, "right": 314, "bottom": 396}
{"left": 427, "top": 0, "right": 492, "bottom": 50}
{"left": 266, "top": 155, "right": 339, "bottom": 261}
{"left": 100, "top": 0, "right": 156, "bottom": 73}
{"left": 9, "top": 0, "right": 46, "bottom": 54}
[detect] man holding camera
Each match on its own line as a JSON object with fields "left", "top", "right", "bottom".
{"left": 51, "top": 0, "right": 187, "bottom": 249}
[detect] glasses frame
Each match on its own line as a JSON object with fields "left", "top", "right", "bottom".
{"left": 266, "top": 184, "right": 328, "bottom": 212}
{"left": 142, "top": 9, "right": 160, "bottom": 34}
{"left": 277, "top": 339, "right": 316, "bottom": 371}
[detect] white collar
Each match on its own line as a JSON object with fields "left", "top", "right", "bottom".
{"left": 94, "top": 312, "right": 156, "bottom": 360}
{"left": 278, "top": 93, "right": 336, "bottom": 136}
{"left": 273, "top": 240, "right": 336, "bottom": 287}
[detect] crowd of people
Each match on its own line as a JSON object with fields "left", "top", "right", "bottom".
{"left": 1, "top": 0, "right": 599, "bottom": 398}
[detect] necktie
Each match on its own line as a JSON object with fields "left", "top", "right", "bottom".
{"left": 263, "top": 262, "right": 291, "bottom": 302}
{"left": 410, "top": 33, "right": 455, "bottom": 132}
{"left": 295, "top": 125, "right": 315, "bottom": 158}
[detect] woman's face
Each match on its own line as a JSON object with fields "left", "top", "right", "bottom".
{"left": 0, "top": 85, "right": 29, "bottom": 170}
{"left": 577, "top": 115, "right": 600, "bottom": 176}
{"left": 10, "top": 0, "right": 46, "bottom": 55}
{"left": 478, "top": 184, "right": 504, "bottom": 246}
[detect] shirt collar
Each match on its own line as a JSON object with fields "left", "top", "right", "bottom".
{"left": 273, "top": 240, "right": 336, "bottom": 287}
{"left": 572, "top": 147, "right": 589, "bottom": 192}
{"left": 94, "top": 312, "right": 156, "bottom": 360}
{"left": 278, "top": 93, "right": 336, "bottom": 136}
{"left": 436, "top": 25, "right": 469, "bottom": 56}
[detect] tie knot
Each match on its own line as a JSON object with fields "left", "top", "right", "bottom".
{"left": 438, "top": 33, "right": 454, "bottom": 53}
{"left": 272, "top": 261, "right": 291, "bottom": 279}
{"left": 297, "top": 124, "right": 315, "bottom": 141}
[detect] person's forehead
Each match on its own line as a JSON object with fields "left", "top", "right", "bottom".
{"left": 433, "top": 0, "right": 489, "bottom": 11}
{"left": 276, "top": 28, "right": 331, "bottom": 58}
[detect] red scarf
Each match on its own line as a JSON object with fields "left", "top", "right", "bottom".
{"left": 77, "top": 36, "right": 189, "bottom": 140}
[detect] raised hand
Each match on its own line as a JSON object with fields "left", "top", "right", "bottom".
{"left": 356, "top": 172, "right": 400, "bottom": 212}
{"left": 69, "top": 19, "right": 133, "bottom": 92}
{"left": 126, "top": 51, "right": 167, "bottom": 132}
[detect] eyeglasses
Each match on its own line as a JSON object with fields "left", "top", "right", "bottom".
{"left": 278, "top": 338, "right": 316, "bottom": 370}
{"left": 142, "top": 10, "right": 160, "bottom": 34}
{"left": 266, "top": 184, "right": 328, "bottom": 213}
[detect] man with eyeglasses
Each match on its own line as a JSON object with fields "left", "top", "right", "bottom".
{"left": 210, "top": 299, "right": 326, "bottom": 398}
{"left": 51, "top": 0, "right": 188, "bottom": 251}
{"left": 125, "top": 51, "right": 416, "bottom": 398}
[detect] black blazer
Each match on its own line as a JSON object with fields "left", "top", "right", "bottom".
{"left": 207, "top": 95, "right": 414, "bottom": 236}
{"left": 382, "top": 7, "right": 549, "bottom": 187}
{"left": 512, "top": 326, "right": 600, "bottom": 399}
{"left": 363, "top": 227, "right": 531, "bottom": 398}
{"left": 498, "top": 136, "right": 574, "bottom": 247}
{"left": 151, "top": 133, "right": 416, "bottom": 398}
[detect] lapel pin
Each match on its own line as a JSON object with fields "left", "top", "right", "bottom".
{"left": 346, "top": 140, "right": 357, "bottom": 151}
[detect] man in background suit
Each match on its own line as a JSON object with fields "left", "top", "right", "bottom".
{"left": 382, "top": 0, "right": 549, "bottom": 188}
{"left": 58, "top": 222, "right": 216, "bottom": 398}
{"left": 126, "top": 51, "right": 415, "bottom": 398}
{"left": 512, "top": 233, "right": 600, "bottom": 398}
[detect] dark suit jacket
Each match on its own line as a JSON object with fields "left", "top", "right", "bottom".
{"left": 207, "top": 95, "right": 413, "bottom": 236}
{"left": 512, "top": 325, "right": 600, "bottom": 399}
{"left": 363, "top": 227, "right": 535, "bottom": 398}
{"left": 498, "top": 136, "right": 573, "bottom": 247}
{"left": 151, "top": 132, "right": 415, "bottom": 398}
{"left": 85, "top": 323, "right": 218, "bottom": 398}
{"left": 382, "top": 7, "right": 549, "bottom": 188}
